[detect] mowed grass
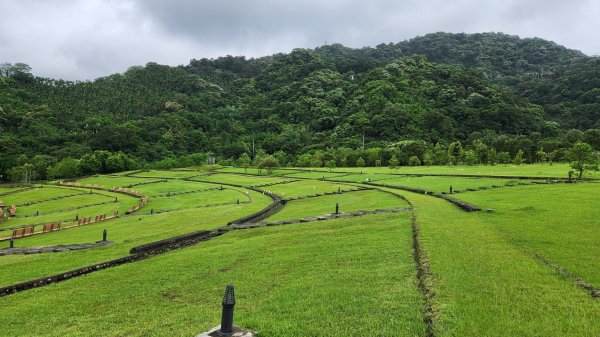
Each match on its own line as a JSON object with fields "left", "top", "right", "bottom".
{"left": 329, "top": 173, "right": 399, "bottom": 183}
{"left": 0, "top": 186, "right": 84, "bottom": 205}
{"left": 17, "top": 192, "right": 115, "bottom": 216}
{"left": 379, "top": 176, "right": 530, "bottom": 194}
{"left": 216, "top": 167, "right": 304, "bottom": 176}
{"left": 264, "top": 180, "right": 354, "bottom": 198}
{"left": 191, "top": 173, "right": 291, "bottom": 187}
{"left": 130, "top": 169, "right": 205, "bottom": 179}
{"left": 455, "top": 182, "right": 600, "bottom": 287}
{"left": 76, "top": 175, "right": 161, "bottom": 188}
{"left": 303, "top": 163, "right": 590, "bottom": 178}
{"left": 149, "top": 188, "right": 249, "bottom": 211}
{"left": 282, "top": 171, "right": 350, "bottom": 179}
{"left": 385, "top": 187, "right": 600, "bottom": 336}
{"left": 132, "top": 180, "right": 217, "bottom": 197}
{"left": 0, "top": 191, "right": 140, "bottom": 235}
{"left": 0, "top": 213, "right": 426, "bottom": 337}
{"left": 266, "top": 189, "right": 409, "bottom": 221}
{"left": 0, "top": 189, "right": 273, "bottom": 287}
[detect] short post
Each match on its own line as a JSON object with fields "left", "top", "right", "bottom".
{"left": 237, "top": 199, "right": 240, "bottom": 204}
{"left": 151, "top": 209, "right": 154, "bottom": 215}
{"left": 220, "top": 284, "right": 236, "bottom": 336}
{"left": 449, "top": 186, "right": 453, "bottom": 194}
{"left": 102, "top": 229, "right": 107, "bottom": 241}
{"left": 335, "top": 203, "right": 339, "bottom": 214}
{"left": 36, "top": 210, "right": 39, "bottom": 216}
{"left": 338, "top": 187, "right": 341, "bottom": 194}
{"left": 220, "top": 185, "right": 224, "bottom": 190}
{"left": 75, "top": 213, "right": 79, "bottom": 221}
{"left": 115, "top": 197, "right": 118, "bottom": 202}
{"left": 9, "top": 238, "right": 14, "bottom": 249}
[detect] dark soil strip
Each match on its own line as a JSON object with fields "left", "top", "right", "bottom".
{"left": 534, "top": 254, "right": 600, "bottom": 299}
{"left": 410, "top": 208, "right": 437, "bottom": 337}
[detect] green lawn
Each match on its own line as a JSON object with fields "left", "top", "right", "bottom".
{"left": 266, "top": 189, "right": 409, "bottom": 221}
{"left": 130, "top": 169, "right": 206, "bottom": 179}
{"left": 379, "top": 175, "right": 531, "bottom": 194}
{"left": 304, "top": 163, "right": 590, "bottom": 178}
{"left": 0, "top": 186, "right": 84, "bottom": 205}
{"left": 263, "top": 180, "right": 354, "bottom": 199}
{"left": 76, "top": 176, "right": 161, "bottom": 188}
{"left": 281, "top": 171, "right": 351, "bottom": 179}
{"left": 454, "top": 182, "right": 600, "bottom": 286}
{"left": 216, "top": 167, "right": 304, "bottom": 176}
{"left": 2, "top": 166, "right": 599, "bottom": 336}
{"left": 0, "top": 213, "right": 425, "bottom": 337}
{"left": 0, "top": 189, "right": 272, "bottom": 287}
{"left": 132, "top": 180, "right": 216, "bottom": 197}
{"left": 382, "top": 187, "right": 600, "bottom": 336}
{"left": 148, "top": 188, "right": 249, "bottom": 211}
{"left": 191, "top": 173, "right": 291, "bottom": 187}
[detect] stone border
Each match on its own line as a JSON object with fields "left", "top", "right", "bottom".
{"left": 0, "top": 241, "right": 113, "bottom": 256}
{"left": 129, "top": 230, "right": 213, "bottom": 254}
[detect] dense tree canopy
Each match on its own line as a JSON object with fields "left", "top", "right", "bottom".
{"left": 1, "top": 32, "right": 600, "bottom": 180}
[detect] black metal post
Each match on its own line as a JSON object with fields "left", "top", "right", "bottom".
{"left": 338, "top": 187, "right": 341, "bottom": 194}
{"left": 335, "top": 203, "right": 339, "bottom": 214}
{"left": 237, "top": 199, "right": 240, "bottom": 204}
{"left": 220, "top": 284, "right": 236, "bottom": 336}
{"left": 102, "top": 229, "right": 107, "bottom": 241}
{"left": 36, "top": 210, "right": 39, "bottom": 216}
{"left": 151, "top": 209, "right": 154, "bottom": 215}
{"left": 115, "top": 197, "right": 118, "bottom": 202}
{"left": 449, "top": 186, "right": 453, "bottom": 194}
{"left": 75, "top": 214, "right": 79, "bottom": 221}
{"left": 9, "top": 238, "right": 14, "bottom": 249}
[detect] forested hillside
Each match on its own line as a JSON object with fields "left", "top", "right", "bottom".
{"left": 1, "top": 32, "right": 599, "bottom": 181}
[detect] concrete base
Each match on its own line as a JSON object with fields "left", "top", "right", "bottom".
{"left": 196, "top": 325, "right": 256, "bottom": 337}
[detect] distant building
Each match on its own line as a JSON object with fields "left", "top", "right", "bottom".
{"left": 206, "top": 157, "right": 216, "bottom": 165}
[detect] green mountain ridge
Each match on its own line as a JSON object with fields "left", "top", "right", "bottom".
{"left": 1, "top": 32, "right": 599, "bottom": 180}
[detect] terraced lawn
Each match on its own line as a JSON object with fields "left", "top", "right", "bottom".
{"left": 266, "top": 189, "right": 409, "bottom": 221}
{"left": 0, "top": 213, "right": 425, "bottom": 337}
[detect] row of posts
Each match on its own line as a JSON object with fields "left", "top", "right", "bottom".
{"left": 7, "top": 229, "right": 108, "bottom": 249}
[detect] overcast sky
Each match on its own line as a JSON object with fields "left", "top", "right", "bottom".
{"left": 1, "top": 0, "right": 598, "bottom": 80}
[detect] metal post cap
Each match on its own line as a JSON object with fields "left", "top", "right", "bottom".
{"left": 222, "top": 284, "right": 236, "bottom": 305}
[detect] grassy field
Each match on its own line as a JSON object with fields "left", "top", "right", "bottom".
{"left": 0, "top": 166, "right": 598, "bottom": 336}
{"left": 266, "top": 189, "right": 409, "bottom": 221}
{"left": 263, "top": 180, "right": 354, "bottom": 198}
{"left": 0, "top": 213, "right": 425, "bottom": 337}
{"left": 304, "top": 163, "right": 596, "bottom": 178}
{"left": 378, "top": 176, "right": 531, "bottom": 194}
{"left": 130, "top": 170, "right": 206, "bottom": 179}
{"left": 190, "top": 173, "right": 292, "bottom": 187}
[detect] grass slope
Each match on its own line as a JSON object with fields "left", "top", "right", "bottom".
{"left": 0, "top": 213, "right": 425, "bottom": 337}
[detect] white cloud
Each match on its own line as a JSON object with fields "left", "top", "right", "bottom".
{"left": 0, "top": 0, "right": 598, "bottom": 80}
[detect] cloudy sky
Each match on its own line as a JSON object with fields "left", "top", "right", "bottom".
{"left": 1, "top": 0, "right": 598, "bottom": 80}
